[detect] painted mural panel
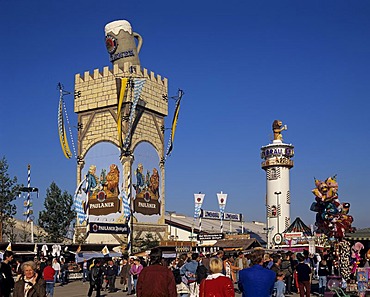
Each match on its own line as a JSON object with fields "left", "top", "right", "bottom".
{"left": 74, "top": 142, "right": 127, "bottom": 225}
{"left": 132, "top": 142, "right": 161, "bottom": 223}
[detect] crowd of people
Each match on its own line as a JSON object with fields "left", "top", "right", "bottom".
{"left": 0, "top": 247, "right": 357, "bottom": 297}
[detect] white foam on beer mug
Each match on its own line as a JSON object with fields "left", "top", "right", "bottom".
{"left": 105, "top": 20, "right": 132, "bottom": 35}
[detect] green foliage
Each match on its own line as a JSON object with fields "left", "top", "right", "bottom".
{"left": 39, "top": 182, "right": 75, "bottom": 243}
{"left": 134, "top": 232, "right": 159, "bottom": 252}
{"left": 0, "top": 156, "right": 21, "bottom": 240}
{"left": 3, "top": 218, "right": 18, "bottom": 242}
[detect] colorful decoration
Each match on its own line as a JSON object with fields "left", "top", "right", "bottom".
{"left": 57, "top": 83, "right": 76, "bottom": 159}
{"left": 165, "top": 89, "right": 184, "bottom": 158}
{"left": 117, "top": 78, "right": 129, "bottom": 149}
{"left": 310, "top": 175, "right": 355, "bottom": 239}
{"left": 133, "top": 163, "right": 161, "bottom": 215}
{"left": 351, "top": 242, "right": 364, "bottom": 274}
{"left": 339, "top": 240, "right": 351, "bottom": 280}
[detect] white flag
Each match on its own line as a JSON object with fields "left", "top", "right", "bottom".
{"left": 217, "top": 192, "right": 228, "bottom": 206}
{"left": 102, "top": 245, "right": 109, "bottom": 256}
{"left": 194, "top": 193, "right": 205, "bottom": 206}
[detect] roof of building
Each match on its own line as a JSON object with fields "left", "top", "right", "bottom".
{"left": 213, "top": 238, "right": 262, "bottom": 251}
{"left": 164, "top": 213, "right": 266, "bottom": 244}
{"left": 283, "top": 217, "right": 313, "bottom": 237}
{"left": 345, "top": 228, "right": 370, "bottom": 240}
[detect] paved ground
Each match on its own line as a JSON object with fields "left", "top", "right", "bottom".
{"left": 53, "top": 279, "right": 318, "bottom": 297}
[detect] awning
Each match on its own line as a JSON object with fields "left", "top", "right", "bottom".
{"left": 75, "top": 251, "right": 122, "bottom": 263}
{"left": 163, "top": 252, "right": 176, "bottom": 259}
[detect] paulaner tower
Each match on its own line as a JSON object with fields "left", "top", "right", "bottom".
{"left": 261, "top": 120, "right": 294, "bottom": 248}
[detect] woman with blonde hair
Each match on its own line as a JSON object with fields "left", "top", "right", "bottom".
{"left": 13, "top": 261, "right": 46, "bottom": 297}
{"left": 199, "top": 258, "right": 235, "bottom": 297}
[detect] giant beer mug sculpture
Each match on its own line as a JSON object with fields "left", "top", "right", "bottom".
{"left": 104, "top": 20, "right": 143, "bottom": 67}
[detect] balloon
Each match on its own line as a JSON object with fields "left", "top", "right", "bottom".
{"left": 310, "top": 176, "right": 354, "bottom": 239}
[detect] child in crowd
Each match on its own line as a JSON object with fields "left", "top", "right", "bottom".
{"left": 273, "top": 271, "right": 286, "bottom": 297}
{"left": 318, "top": 259, "right": 330, "bottom": 296}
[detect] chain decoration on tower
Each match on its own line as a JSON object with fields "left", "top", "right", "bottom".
{"left": 57, "top": 83, "right": 77, "bottom": 159}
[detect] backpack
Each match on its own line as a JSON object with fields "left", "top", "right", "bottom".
{"left": 196, "top": 264, "right": 208, "bottom": 284}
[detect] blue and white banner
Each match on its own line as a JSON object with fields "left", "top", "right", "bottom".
{"left": 123, "top": 78, "right": 146, "bottom": 150}
{"left": 194, "top": 193, "right": 205, "bottom": 219}
{"left": 74, "top": 178, "right": 88, "bottom": 224}
{"left": 217, "top": 192, "right": 228, "bottom": 214}
{"left": 122, "top": 193, "right": 131, "bottom": 219}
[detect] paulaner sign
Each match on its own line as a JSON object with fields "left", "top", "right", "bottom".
{"left": 89, "top": 222, "right": 129, "bottom": 234}
{"left": 202, "top": 210, "right": 242, "bottom": 222}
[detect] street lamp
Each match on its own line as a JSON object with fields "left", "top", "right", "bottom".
{"left": 274, "top": 191, "right": 281, "bottom": 234}
{"left": 166, "top": 210, "right": 176, "bottom": 240}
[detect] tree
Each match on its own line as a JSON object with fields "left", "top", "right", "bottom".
{"left": 3, "top": 218, "right": 18, "bottom": 242}
{"left": 0, "top": 156, "right": 20, "bottom": 241}
{"left": 134, "top": 232, "right": 159, "bottom": 252}
{"left": 39, "top": 182, "right": 75, "bottom": 243}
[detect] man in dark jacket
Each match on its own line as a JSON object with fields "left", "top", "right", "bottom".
{"left": 0, "top": 251, "right": 14, "bottom": 297}
{"left": 88, "top": 259, "right": 103, "bottom": 297}
{"left": 105, "top": 260, "right": 118, "bottom": 292}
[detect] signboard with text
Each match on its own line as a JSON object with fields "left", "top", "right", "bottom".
{"left": 89, "top": 222, "right": 129, "bottom": 234}
{"left": 197, "top": 233, "right": 224, "bottom": 241}
{"left": 202, "top": 210, "right": 242, "bottom": 222}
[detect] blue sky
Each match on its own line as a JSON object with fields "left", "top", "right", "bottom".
{"left": 1, "top": 0, "right": 370, "bottom": 229}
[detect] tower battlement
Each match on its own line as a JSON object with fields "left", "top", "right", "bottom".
{"left": 75, "top": 63, "right": 168, "bottom": 86}
{"left": 74, "top": 63, "right": 168, "bottom": 116}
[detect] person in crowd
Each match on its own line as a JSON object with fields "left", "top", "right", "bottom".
{"left": 281, "top": 253, "right": 293, "bottom": 294}
{"left": 126, "top": 257, "right": 135, "bottom": 295}
{"left": 13, "top": 261, "right": 46, "bottom": 297}
{"left": 313, "top": 253, "right": 321, "bottom": 280}
{"left": 296, "top": 253, "right": 312, "bottom": 297}
{"left": 238, "top": 250, "right": 275, "bottom": 297}
{"left": 39, "top": 258, "right": 47, "bottom": 276}
{"left": 270, "top": 254, "right": 282, "bottom": 277}
{"left": 196, "top": 255, "right": 209, "bottom": 285}
{"left": 129, "top": 258, "right": 143, "bottom": 295}
{"left": 88, "top": 259, "right": 103, "bottom": 297}
{"left": 216, "top": 250, "right": 225, "bottom": 259}
{"left": 0, "top": 250, "right": 15, "bottom": 297}
{"left": 199, "top": 257, "right": 235, "bottom": 297}
{"left": 136, "top": 247, "right": 177, "bottom": 297}
{"left": 180, "top": 253, "right": 200, "bottom": 297}
{"left": 233, "top": 252, "right": 248, "bottom": 283}
{"left": 82, "top": 259, "right": 89, "bottom": 283}
{"left": 43, "top": 260, "right": 55, "bottom": 297}
{"left": 105, "top": 260, "right": 118, "bottom": 292}
{"left": 318, "top": 259, "right": 330, "bottom": 297}
{"left": 273, "top": 271, "right": 286, "bottom": 297}
{"left": 223, "top": 255, "right": 239, "bottom": 283}
{"left": 290, "top": 252, "right": 300, "bottom": 293}
{"left": 264, "top": 253, "right": 274, "bottom": 269}
{"left": 60, "top": 258, "right": 68, "bottom": 286}
{"left": 101, "top": 262, "right": 109, "bottom": 291}
{"left": 202, "top": 253, "right": 211, "bottom": 273}
{"left": 52, "top": 258, "right": 60, "bottom": 284}
{"left": 119, "top": 258, "right": 130, "bottom": 292}
{"left": 15, "top": 259, "right": 23, "bottom": 277}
